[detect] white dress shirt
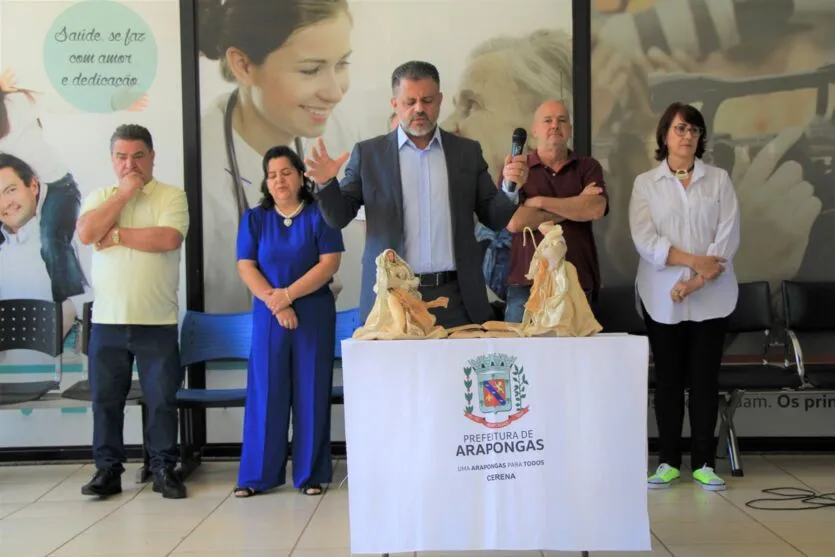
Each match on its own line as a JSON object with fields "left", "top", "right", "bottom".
{"left": 397, "top": 126, "right": 455, "bottom": 274}
{"left": 0, "top": 218, "right": 53, "bottom": 303}
{"left": 629, "top": 159, "right": 740, "bottom": 325}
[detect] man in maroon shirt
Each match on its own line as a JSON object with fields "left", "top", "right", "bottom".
{"left": 501, "top": 99, "right": 609, "bottom": 322}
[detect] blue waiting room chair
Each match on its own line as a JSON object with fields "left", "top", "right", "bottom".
{"left": 62, "top": 301, "right": 144, "bottom": 403}
{"left": 151, "top": 307, "right": 360, "bottom": 482}
{"left": 136, "top": 310, "right": 252, "bottom": 483}
{"left": 0, "top": 299, "right": 64, "bottom": 406}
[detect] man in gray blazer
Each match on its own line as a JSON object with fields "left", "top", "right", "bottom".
{"left": 306, "top": 61, "right": 529, "bottom": 327}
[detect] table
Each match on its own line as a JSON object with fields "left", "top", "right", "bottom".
{"left": 341, "top": 335, "right": 651, "bottom": 554}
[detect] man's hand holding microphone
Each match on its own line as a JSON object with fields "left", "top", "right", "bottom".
{"left": 501, "top": 128, "right": 529, "bottom": 193}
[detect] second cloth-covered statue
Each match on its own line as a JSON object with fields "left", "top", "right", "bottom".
{"left": 518, "top": 221, "right": 602, "bottom": 337}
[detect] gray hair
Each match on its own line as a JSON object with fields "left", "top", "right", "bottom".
{"left": 469, "top": 29, "right": 573, "bottom": 117}
{"left": 110, "top": 124, "right": 153, "bottom": 152}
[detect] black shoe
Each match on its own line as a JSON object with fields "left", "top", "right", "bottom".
{"left": 152, "top": 468, "right": 186, "bottom": 499}
{"left": 81, "top": 469, "right": 122, "bottom": 497}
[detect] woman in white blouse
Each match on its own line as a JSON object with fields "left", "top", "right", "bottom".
{"left": 629, "top": 102, "right": 740, "bottom": 492}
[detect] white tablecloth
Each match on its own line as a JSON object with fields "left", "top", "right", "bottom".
{"left": 342, "top": 335, "right": 651, "bottom": 554}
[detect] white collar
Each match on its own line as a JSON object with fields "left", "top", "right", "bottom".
{"left": 653, "top": 158, "right": 706, "bottom": 183}
{"left": 397, "top": 124, "right": 443, "bottom": 150}
{"left": 1, "top": 213, "right": 39, "bottom": 245}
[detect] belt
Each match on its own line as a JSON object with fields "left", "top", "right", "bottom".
{"left": 417, "top": 270, "right": 457, "bottom": 288}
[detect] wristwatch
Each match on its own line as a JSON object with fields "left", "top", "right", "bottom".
{"left": 111, "top": 227, "right": 121, "bottom": 245}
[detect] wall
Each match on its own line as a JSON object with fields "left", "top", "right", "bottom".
{"left": 0, "top": 0, "right": 185, "bottom": 447}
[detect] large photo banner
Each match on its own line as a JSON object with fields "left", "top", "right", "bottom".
{"left": 0, "top": 0, "right": 184, "bottom": 447}
{"left": 590, "top": 0, "right": 835, "bottom": 293}
{"left": 196, "top": 0, "right": 575, "bottom": 442}
{"left": 589, "top": 0, "right": 835, "bottom": 436}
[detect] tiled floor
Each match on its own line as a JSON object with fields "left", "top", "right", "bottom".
{"left": 1, "top": 455, "right": 834, "bottom": 557}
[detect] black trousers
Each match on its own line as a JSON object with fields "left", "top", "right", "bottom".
{"left": 643, "top": 307, "right": 728, "bottom": 470}
{"left": 420, "top": 279, "right": 472, "bottom": 329}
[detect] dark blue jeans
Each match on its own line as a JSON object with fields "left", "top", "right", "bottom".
{"left": 40, "top": 173, "right": 88, "bottom": 301}
{"left": 504, "top": 285, "right": 532, "bottom": 323}
{"left": 89, "top": 324, "right": 183, "bottom": 474}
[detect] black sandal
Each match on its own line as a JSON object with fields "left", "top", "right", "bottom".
{"left": 300, "top": 483, "right": 324, "bottom": 496}
{"left": 234, "top": 486, "right": 257, "bottom": 498}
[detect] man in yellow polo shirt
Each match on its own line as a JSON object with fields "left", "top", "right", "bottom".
{"left": 76, "top": 124, "right": 189, "bottom": 499}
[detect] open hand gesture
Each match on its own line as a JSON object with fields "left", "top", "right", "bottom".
{"left": 304, "top": 138, "right": 349, "bottom": 186}
{"left": 731, "top": 127, "right": 821, "bottom": 290}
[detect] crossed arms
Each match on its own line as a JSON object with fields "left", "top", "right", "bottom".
{"left": 505, "top": 160, "right": 608, "bottom": 233}
{"left": 77, "top": 187, "right": 188, "bottom": 253}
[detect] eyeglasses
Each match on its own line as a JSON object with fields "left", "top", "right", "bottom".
{"left": 672, "top": 123, "right": 703, "bottom": 137}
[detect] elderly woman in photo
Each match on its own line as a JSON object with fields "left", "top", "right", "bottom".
{"left": 441, "top": 30, "right": 572, "bottom": 303}
{"left": 629, "top": 102, "right": 740, "bottom": 492}
{"left": 234, "top": 145, "right": 344, "bottom": 498}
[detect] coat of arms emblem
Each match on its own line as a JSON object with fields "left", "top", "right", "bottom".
{"left": 463, "top": 353, "right": 529, "bottom": 428}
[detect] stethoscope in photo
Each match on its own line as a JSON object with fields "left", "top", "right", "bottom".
{"left": 223, "top": 89, "right": 304, "bottom": 223}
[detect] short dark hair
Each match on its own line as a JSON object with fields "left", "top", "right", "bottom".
{"left": 391, "top": 61, "right": 440, "bottom": 92}
{"left": 110, "top": 124, "right": 154, "bottom": 152}
{"left": 259, "top": 145, "right": 315, "bottom": 209}
{"left": 0, "top": 153, "right": 37, "bottom": 188}
{"left": 654, "top": 102, "right": 707, "bottom": 162}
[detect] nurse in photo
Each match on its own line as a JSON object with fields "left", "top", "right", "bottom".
{"left": 197, "top": 0, "right": 353, "bottom": 312}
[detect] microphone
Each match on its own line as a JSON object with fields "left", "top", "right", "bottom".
{"left": 502, "top": 128, "right": 528, "bottom": 193}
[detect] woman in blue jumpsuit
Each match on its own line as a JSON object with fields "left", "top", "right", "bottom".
{"left": 234, "top": 145, "right": 344, "bottom": 497}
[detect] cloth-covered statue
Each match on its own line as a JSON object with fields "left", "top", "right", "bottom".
{"left": 352, "top": 249, "right": 449, "bottom": 340}
{"left": 518, "top": 222, "right": 602, "bottom": 337}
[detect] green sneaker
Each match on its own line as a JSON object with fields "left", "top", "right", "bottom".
{"left": 692, "top": 465, "right": 727, "bottom": 491}
{"left": 648, "top": 463, "right": 680, "bottom": 489}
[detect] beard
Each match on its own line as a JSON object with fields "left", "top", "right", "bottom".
{"left": 401, "top": 114, "right": 436, "bottom": 137}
